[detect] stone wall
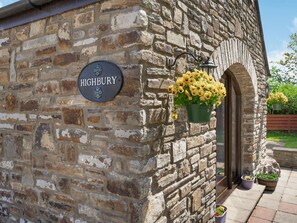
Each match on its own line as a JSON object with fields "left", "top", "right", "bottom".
{"left": 0, "top": 0, "right": 268, "bottom": 222}
{"left": 274, "top": 148, "right": 297, "bottom": 168}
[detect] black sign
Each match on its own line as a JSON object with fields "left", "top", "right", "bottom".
{"left": 78, "top": 61, "right": 123, "bottom": 102}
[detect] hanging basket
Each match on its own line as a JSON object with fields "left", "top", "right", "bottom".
{"left": 272, "top": 103, "right": 282, "bottom": 111}
{"left": 185, "top": 104, "right": 212, "bottom": 123}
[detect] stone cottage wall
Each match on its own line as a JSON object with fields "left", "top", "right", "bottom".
{"left": 0, "top": 0, "right": 268, "bottom": 222}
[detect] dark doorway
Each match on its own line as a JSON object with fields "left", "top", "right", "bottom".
{"left": 216, "top": 71, "right": 242, "bottom": 202}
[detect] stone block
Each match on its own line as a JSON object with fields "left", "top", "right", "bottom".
{"left": 0, "top": 112, "right": 26, "bottom": 122}
{"left": 60, "top": 79, "right": 77, "bottom": 93}
{"left": 101, "top": 0, "right": 139, "bottom": 11}
{"left": 73, "top": 11, "right": 94, "bottom": 28}
{"left": 5, "top": 95, "right": 17, "bottom": 111}
{"left": 22, "top": 34, "right": 58, "bottom": 50}
{"left": 74, "top": 37, "right": 98, "bottom": 47}
{"left": 56, "top": 128, "right": 88, "bottom": 144}
{"left": 167, "top": 31, "right": 186, "bottom": 48}
{"left": 3, "top": 135, "right": 22, "bottom": 159}
{"left": 78, "top": 154, "right": 112, "bottom": 169}
{"left": 36, "top": 47, "right": 56, "bottom": 56}
{"left": 20, "top": 100, "right": 39, "bottom": 111}
{"left": 36, "top": 179, "right": 56, "bottom": 191}
{"left": 200, "top": 142, "right": 213, "bottom": 157}
{"left": 35, "top": 81, "right": 59, "bottom": 94}
{"left": 192, "top": 188, "right": 202, "bottom": 212}
{"left": 107, "top": 172, "right": 151, "bottom": 199}
{"left": 143, "top": 192, "right": 165, "bottom": 223}
{"left": 100, "top": 31, "right": 140, "bottom": 51}
{"left": 53, "top": 53, "right": 78, "bottom": 66}
{"left": 111, "top": 10, "right": 148, "bottom": 31}
{"left": 169, "top": 198, "right": 187, "bottom": 220}
{"left": 30, "top": 19, "right": 46, "bottom": 37}
{"left": 172, "top": 139, "right": 187, "bottom": 163}
{"left": 0, "top": 189, "right": 13, "bottom": 203}
{"left": 104, "top": 110, "right": 146, "bottom": 126}
{"left": 0, "top": 70, "right": 8, "bottom": 83}
{"left": 58, "top": 22, "right": 71, "bottom": 41}
{"left": 17, "top": 69, "right": 38, "bottom": 82}
{"left": 90, "top": 193, "right": 127, "bottom": 213}
{"left": 62, "top": 108, "right": 84, "bottom": 125}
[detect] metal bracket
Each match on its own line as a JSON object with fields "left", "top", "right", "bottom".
{"left": 167, "top": 52, "right": 203, "bottom": 69}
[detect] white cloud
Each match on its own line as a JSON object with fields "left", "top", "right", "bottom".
{"left": 290, "top": 17, "right": 297, "bottom": 33}
{"left": 267, "top": 41, "right": 288, "bottom": 67}
{"left": 0, "top": 2, "right": 3, "bottom": 8}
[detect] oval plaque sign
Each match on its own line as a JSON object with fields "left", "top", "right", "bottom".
{"left": 77, "top": 61, "right": 123, "bottom": 102}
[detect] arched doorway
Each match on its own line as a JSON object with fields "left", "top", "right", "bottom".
{"left": 211, "top": 38, "right": 259, "bottom": 202}
{"left": 216, "top": 70, "right": 242, "bottom": 201}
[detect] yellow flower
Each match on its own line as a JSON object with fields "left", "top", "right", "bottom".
{"left": 204, "top": 91, "right": 212, "bottom": 100}
{"left": 168, "top": 85, "right": 175, "bottom": 93}
{"left": 172, "top": 111, "right": 178, "bottom": 120}
{"left": 176, "top": 77, "right": 185, "bottom": 87}
{"left": 190, "top": 85, "right": 197, "bottom": 92}
{"left": 207, "top": 75, "right": 214, "bottom": 83}
{"left": 182, "top": 73, "right": 191, "bottom": 84}
{"left": 188, "top": 78, "right": 196, "bottom": 85}
{"left": 172, "top": 87, "right": 177, "bottom": 95}
{"left": 197, "top": 89, "right": 204, "bottom": 96}
{"left": 216, "top": 100, "right": 222, "bottom": 106}
{"left": 178, "top": 86, "right": 184, "bottom": 93}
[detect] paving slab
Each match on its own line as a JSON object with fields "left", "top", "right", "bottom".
{"left": 257, "top": 198, "right": 280, "bottom": 210}
{"left": 251, "top": 206, "right": 276, "bottom": 221}
{"left": 273, "top": 211, "right": 297, "bottom": 223}
{"left": 247, "top": 216, "right": 272, "bottom": 223}
{"left": 278, "top": 201, "right": 297, "bottom": 215}
{"left": 223, "top": 184, "right": 265, "bottom": 223}
{"left": 283, "top": 187, "right": 297, "bottom": 196}
{"left": 261, "top": 192, "right": 282, "bottom": 201}
{"left": 281, "top": 194, "right": 297, "bottom": 205}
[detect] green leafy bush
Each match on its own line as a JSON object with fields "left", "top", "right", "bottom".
{"left": 268, "top": 84, "right": 297, "bottom": 114}
{"left": 256, "top": 172, "right": 279, "bottom": 181}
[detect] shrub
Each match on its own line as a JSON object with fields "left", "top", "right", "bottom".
{"left": 268, "top": 84, "right": 297, "bottom": 114}
{"left": 256, "top": 172, "right": 279, "bottom": 181}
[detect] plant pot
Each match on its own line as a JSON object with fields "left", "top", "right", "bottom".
{"left": 186, "top": 104, "right": 212, "bottom": 123}
{"left": 241, "top": 176, "right": 254, "bottom": 189}
{"left": 215, "top": 205, "right": 227, "bottom": 223}
{"left": 257, "top": 178, "right": 278, "bottom": 191}
{"left": 272, "top": 103, "right": 282, "bottom": 111}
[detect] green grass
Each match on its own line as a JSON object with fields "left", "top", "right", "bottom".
{"left": 267, "top": 131, "right": 297, "bottom": 148}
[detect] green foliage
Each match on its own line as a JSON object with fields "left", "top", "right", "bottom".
{"left": 269, "top": 33, "right": 297, "bottom": 86}
{"left": 256, "top": 172, "right": 279, "bottom": 181}
{"left": 277, "top": 84, "right": 297, "bottom": 114}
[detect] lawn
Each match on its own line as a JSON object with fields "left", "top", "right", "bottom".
{"left": 267, "top": 131, "right": 297, "bottom": 148}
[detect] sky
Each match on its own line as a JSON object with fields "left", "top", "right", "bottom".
{"left": 0, "top": 0, "right": 296, "bottom": 68}
{"left": 258, "top": 0, "right": 297, "bottom": 66}
{"left": 0, "top": 0, "right": 17, "bottom": 8}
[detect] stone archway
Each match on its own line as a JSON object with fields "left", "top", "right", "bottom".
{"left": 211, "top": 38, "right": 259, "bottom": 173}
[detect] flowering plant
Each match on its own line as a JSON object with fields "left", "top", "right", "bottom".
{"left": 215, "top": 205, "right": 227, "bottom": 217}
{"left": 242, "top": 175, "right": 254, "bottom": 181}
{"left": 168, "top": 69, "right": 226, "bottom": 120}
{"left": 267, "top": 92, "right": 288, "bottom": 105}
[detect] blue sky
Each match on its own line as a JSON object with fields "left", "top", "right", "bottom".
{"left": 0, "top": 0, "right": 17, "bottom": 8}
{"left": 258, "top": 0, "right": 297, "bottom": 65}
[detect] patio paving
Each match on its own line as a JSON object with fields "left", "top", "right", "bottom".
{"left": 223, "top": 168, "right": 297, "bottom": 223}
{"left": 248, "top": 168, "right": 297, "bottom": 223}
